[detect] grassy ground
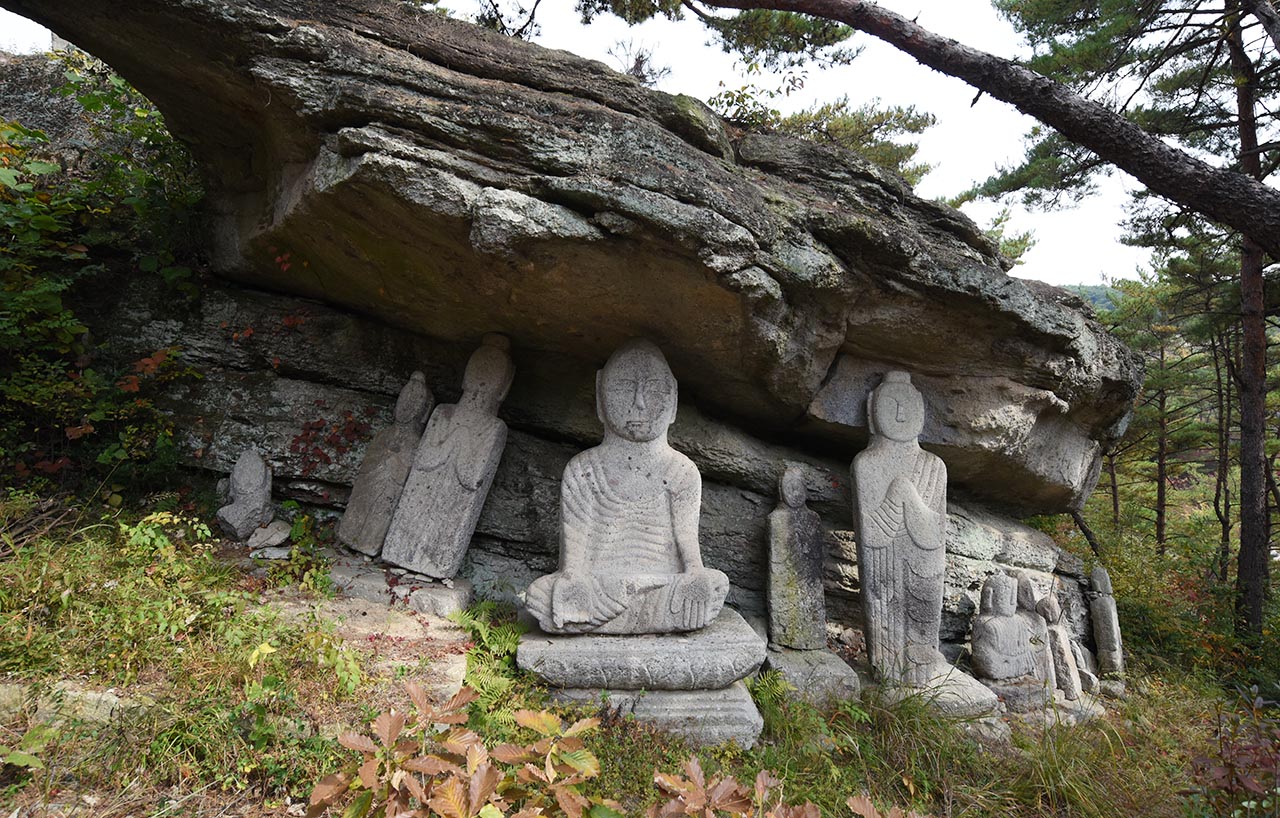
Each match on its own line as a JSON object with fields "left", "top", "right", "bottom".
{"left": 0, "top": 492, "right": 1258, "bottom": 817}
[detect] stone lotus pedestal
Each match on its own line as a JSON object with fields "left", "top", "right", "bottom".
{"left": 517, "top": 608, "right": 766, "bottom": 747}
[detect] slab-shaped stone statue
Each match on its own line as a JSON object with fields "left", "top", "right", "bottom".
{"left": 216, "top": 447, "right": 274, "bottom": 540}
{"left": 1015, "top": 571, "right": 1057, "bottom": 692}
{"left": 768, "top": 464, "right": 827, "bottom": 650}
{"left": 1089, "top": 565, "right": 1125, "bottom": 678}
{"left": 852, "top": 371, "right": 950, "bottom": 686}
{"left": 971, "top": 573, "right": 1035, "bottom": 681}
{"left": 1037, "top": 592, "right": 1083, "bottom": 701}
{"left": 382, "top": 335, "right": 514, "bottom": 578}
{"left": 526, "top": 339, "right": 729, "bottom": 635}
{"left": 339, "top": 372, "right": 435, "bottom": 556}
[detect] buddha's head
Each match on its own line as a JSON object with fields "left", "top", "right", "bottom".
{"left": 597, "top": 339, "right": 678, "bottom": 443}
{"left": 1015, "top": 571, "right": 1039, "bottom": 614}
{"left": 867, "top": 371, "right": 924, "bottom": 443}
{"left": 460, "top": 334, "right": 515, "bottom": 413}
{"left": 779, "top": 463, "right": 807, "bottom": 509}
{"left": 1035, "top": 592, "right": 1062, "bottom": 625}
{"left": 1091, "top": 565, "right": 1113, "bottom": 595}
{"left": 985, "top": 573, "right": 1017, "bottom": 618}
{"left": 394, "top": 371, "right": 433, "bottom": 426}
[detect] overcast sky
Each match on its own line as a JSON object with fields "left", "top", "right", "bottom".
{"left": 1, "top": 2, "right": 1153, "bottom": 287}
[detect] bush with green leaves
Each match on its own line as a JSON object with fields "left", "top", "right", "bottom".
{"left": 0, "top": 51, "right": 202, "bottom": 489}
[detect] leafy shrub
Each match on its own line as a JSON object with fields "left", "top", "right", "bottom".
{"left": 1190, "top": 687, "right": 1280, "bottom": 817}
{"left": 0, "top": 52, "right": 202, "bottom": 489}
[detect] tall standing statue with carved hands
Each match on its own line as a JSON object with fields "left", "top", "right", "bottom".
{"left": 853, "top": 371, "right": 950, "bottom": 687}
{"left": 526, "top": 339, "right": 729, "bottom": 635}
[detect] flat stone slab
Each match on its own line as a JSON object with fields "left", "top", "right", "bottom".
{"left": 393, "top": 576, "right": 475, "bottom": 618}
{"left": 555, "top": 681, "right": 763, "bottom": 748}
{"left": 881, "top": 667, "right": 999, "bottom": 718}
{"left": 517, "top": 608, "right": 765, "bottom": 690}
{"left": 765, "top": 647, "right": 860, "bottom": 704}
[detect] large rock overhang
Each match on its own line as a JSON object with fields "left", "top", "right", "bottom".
{"left": 2, "top": 0, "right": 1142, "bottom": 515}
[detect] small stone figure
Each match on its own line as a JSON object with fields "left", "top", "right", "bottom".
{"left": 216, "top": 447, "right": 274, "bottom": 540}
{"left": 1014, "top": 571, "right": 1057, "bottom": 692}
{"left": 1037, "top": 591, "right": 1083, "bottom": 701}
{"left": 1089, "top": 565, "right": 1125, "bottom": 679}
{"left": 382, "top": 335, "right": 514, "bottom": 578}
{"left": 526, "top": 339, "right": 729, "bottom": 635}
{"left": 768, "top": 464, "right": 827, "bottom": 650}
{"left": 338, "top": 372, "right": 435, "bottom": 556}
{"left": 852, "top": 371, "right": 949, "bottom": 686}
{"left": 971, "top": 573, "right": 1035, "bottom": 681}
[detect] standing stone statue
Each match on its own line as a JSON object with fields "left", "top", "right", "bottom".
{"left": 382, "top": 335, "right": 514, "bottom": 578}
{"left": 1014, "top": 572, "right": 1057, "bottom": 692}
{"left": 852, "top": 371, "right": 950, "bottom": 686}
{"left": 1037, "top": 591, "right": 1083, "bottom": 701}
{"left": 768, "top": 464, "right": 827, "bottom": 650}
{"left": 216, "top": 448, "right": 275, "bottom": 540}
{"left": 338, "top": 372, "right": 435, "bottom": 556}
{"left": 526, "top": 339, "right": 729, "bottom": 635}
{"left": 1089, "top": 565, "right": 1125, "bottom": 679}
{"left": 971, "top": 573, "right": 1035, "bottom": 681}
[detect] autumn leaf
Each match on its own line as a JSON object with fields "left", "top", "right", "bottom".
{"left": 514, "top": 710, "right": 562, "bottom": 737}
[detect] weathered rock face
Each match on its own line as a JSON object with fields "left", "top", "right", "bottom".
{"left": 2, "top": 0, "right": 1140, "bottom": 516}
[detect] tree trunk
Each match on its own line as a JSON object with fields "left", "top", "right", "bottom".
{"left": 1227, "top": 1, "right": 1270, "bottom": 638}
{"left": 1242, "top": 0, "right": 1280, "bottom": 54}
{"left": 698, "top": 0, "right": 1280, "bottom": 258}
{"left": 1156, "top": 344, "right": 1168, "bottom": 553}
{"left": 1107, "top": 451, "right": 1121, "bottom": 528}
{"left": 1213, "top": 331, "right": 1234, "bottom": 583}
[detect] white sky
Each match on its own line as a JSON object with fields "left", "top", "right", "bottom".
{"left": 0, "top": 3, "right": 1153, "bottom": 287}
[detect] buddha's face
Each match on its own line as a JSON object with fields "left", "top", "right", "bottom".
{"left": 992, "top": 578, "right": 1016, "bottom": 618}
{"left": 394, "top": 372, "right": 431, "bottom": 425}
{"left": 871, "top": 382, "right": 924, "bottom": 442}
{"left": 780, "top": 466, "right": 807, "bottom": 508}
{"left": 461, "top": 346, "right": 513, "bottom": 411}
{"left": 598, "top": 343, "right": 677, "bottom": 443}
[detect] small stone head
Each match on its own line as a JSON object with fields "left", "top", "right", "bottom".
{"left": 1091, "top": 565, "right": 1114, "bottom": 595}
{"left": 596, "top": 339, "right": 678, "bottom": 443}
{"left": 460, "top": 334, "right": 515, "bottom": 413}
{"left": 779, "top": 463, "right": 808, "bottom": 508}
{"left": 394, "top": 371, "right": 433, "bottom": 426}
{"left": 1015, "top": 571, "right": 1040, "bottom": 614}
{"left": 868, "top": 371, "right": 924, "bottom": 443}
{"left": 1036, "top": 592, "right": 1063, "bottom": 625}
{"left": 230, "top": 447, "right": 270, "bottom": 493}
{"left": 981, "top": 573, "right": 1017, "bottom": 617}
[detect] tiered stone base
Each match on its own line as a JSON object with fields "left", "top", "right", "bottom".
{"left": 554, "top": 683, "right": 763, "bottom": 748}
{"left": 517, "top": 608, "right": 766, "bottom": 747}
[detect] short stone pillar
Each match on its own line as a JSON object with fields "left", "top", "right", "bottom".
{"left": 216, "top": 448, "right": 274, "bottom": 540}
{"left": 1089, "top": 565, "right": 1125, "bottom": 694}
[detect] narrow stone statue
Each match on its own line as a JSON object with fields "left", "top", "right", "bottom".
{"left": 526, "top": 339, "right": 729, "bottom": 635}
{"left": 338, "top": 372, "right": 435, "bottom": 556}
{"left": 1014, "top": 572, "right": 1057, "bottom": 691}
{"left": 216, "top": 447, "right": 274, "bottom": 540}
{"left": 852, "top": 371, "right": 950, "bottom": 686}
{"left": 1089, "top": 565, "right": 1125, "bottom": 678}
{"left": 382, "top": 335, "right": 514, "bottom": 578}
{"left": 768, "top": 464, "right": 827, "bottom": 650}
{"left": 971, "top": 573, "right": 1035, "bottom": 681}
{"left": 1037, "top": 592, "right": 1083, "bottom": 701}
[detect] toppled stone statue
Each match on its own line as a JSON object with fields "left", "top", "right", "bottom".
{"left": 1015, "top": 572, "right": 1057, "bottom": 692}
{"left": 768, "top": 464, "right": 827, "bottom": 650}
{"left": 216, "top": 448, "right": 274, "bottom": 540}
{"left": 852, "top": 371, "right": 995, "bottom": 716}
{"left": 971, "top": 573, "right": 1035, "bottom": 681}
{"left": 526, "top": 339, "right": 729, "bottom": 635}
{"left": 339, "top": 372, "right": 435, "bottom": 556}
{"left": 382, "top": 335, "right": 514, "bottom": 578}
{"left": 1089, "top": 565, "right": 1125, "bottom": 680}
{"left": 1037, "top": 591, "right": 1083, "bottom": 701}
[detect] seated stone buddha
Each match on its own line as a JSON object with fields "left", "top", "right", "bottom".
{"left": 525, "top": 339, "right": 729, "bottom": 635}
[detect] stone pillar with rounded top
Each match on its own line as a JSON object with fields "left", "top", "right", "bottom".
{"left": 216, "top": 447, "right": 275, "bottom": 540}
{"left": 852, "top": 371, "right": 996, "bottom": 717}
{"left": 382, "top": 335, "right": 514, "bottom": 578}
{"left": 1089, "top": 565, "right": 1125, "bottom": 696}
{"left": 518, "top": 339, "right": 764, "bottom": 747}
{"left": 763, "top": 463, "right": 860, "bottom": 704}
{"left": 339, "top": 371, "right": 434, "bottom": 556}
